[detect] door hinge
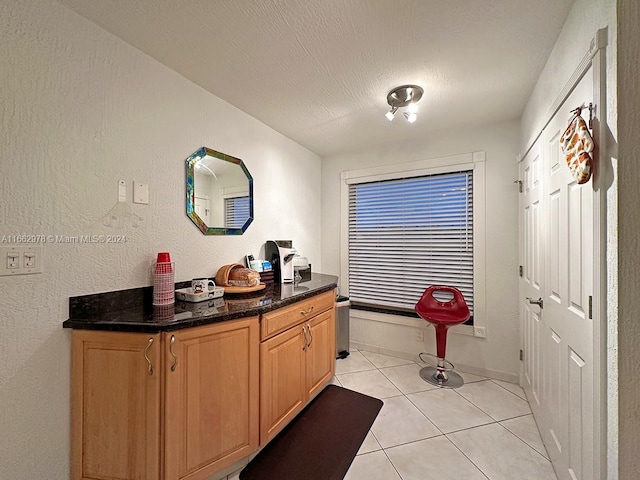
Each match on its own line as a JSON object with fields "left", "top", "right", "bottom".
{"left": 589, "top": 295, "right": 593, "bottom": 319}
{"left": 519, "top": 265, "right": 523, "bottom": 277}
{"left": 514, "top": 180, "right": 523, "bottom": 193}
{"left": 519, "top": 349, "right": 524, "bottom": 361}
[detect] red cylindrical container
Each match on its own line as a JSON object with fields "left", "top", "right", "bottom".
{"left": 153, "top": 252, "right": 174, "bottom": 305}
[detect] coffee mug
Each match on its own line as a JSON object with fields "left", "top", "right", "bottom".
{"left": 192, "top": 278, "right": 215, "bottom": 294}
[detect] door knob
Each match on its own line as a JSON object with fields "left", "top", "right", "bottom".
{"left": 526, "top": 297, "right": 543, "bottom": 309}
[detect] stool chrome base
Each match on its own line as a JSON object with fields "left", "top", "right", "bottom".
{"left": 419, "top": 366, "right": 464, "bottom": 388}
{"left": 418, "top": 353, "right": 464, "bottom": 388}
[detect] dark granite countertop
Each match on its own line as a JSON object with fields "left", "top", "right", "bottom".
{"left": 63, "top": 273, "right": 338, "bottom": 333}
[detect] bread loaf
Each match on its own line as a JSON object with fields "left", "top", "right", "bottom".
{"left": 228, "top": 266, "right": 260, "bottom": 287}
{"left": 215, "top": 263, "right": 261, "bottom": 287}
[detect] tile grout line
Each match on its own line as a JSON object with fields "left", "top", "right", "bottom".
{"left": 489, "top": 377, "right": 529, "bottom": 400}
{"left": 494, "top": 421, "right": 555, "bottom": 462}
{"left": 452, "top": 380, "right": 532, "bottom": 423}
{"left": 440, "top": 432, "right": 492, "bottom": 480}
{"left": 497, "top": 420, "right": 552, "bottom": 460}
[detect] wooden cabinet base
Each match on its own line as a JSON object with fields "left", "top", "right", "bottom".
{"left": 164, "top": 319, "right": 259, "bottom": 480}
{"left": 259, "top": 297, "right": 336, "bottom": 445}
{"left": 71, "top": 317, "right": 259, "bottom": 480}
{"left": 70, "top": 291, "right": 335, "bottom": 479}
{"left": 71, "top": 331, "right": 162, "bottom": 480}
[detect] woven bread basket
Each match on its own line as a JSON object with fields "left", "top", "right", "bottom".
{"left": 214, "top": 264, "right": 240, "bottom": 286}
{"left": 215, "top": 263, "right": 260, "bottom": 287}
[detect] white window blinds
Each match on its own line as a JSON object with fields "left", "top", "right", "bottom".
{"left": 224, "top": 196, "right": 250, "bottom": 229}
{"left": 348, "top": 170, "right": 474, "bottom": 314}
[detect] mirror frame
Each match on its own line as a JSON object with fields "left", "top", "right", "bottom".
{"left": 185, "top": 147, "right": 254, "bottom": 235}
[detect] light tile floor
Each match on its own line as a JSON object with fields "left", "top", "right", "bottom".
{"left": 338, "top": 350, "right": 558, "bottom": 480}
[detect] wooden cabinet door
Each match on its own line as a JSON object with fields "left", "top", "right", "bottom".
{"left": 164, "top": 317, "right": 259, "bottom": 480}
{"left": 71, "top": 330, "right": 161, "bottom": 480}
{"left": 259, "top": 323, "right": 306, "bottom": 444}
{"left": 305, "top": 308, "right": 336, "bottom": 399}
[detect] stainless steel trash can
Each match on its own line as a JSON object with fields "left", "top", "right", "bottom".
{"left": 336, "top": 295, "right": 350, "bottom": 359}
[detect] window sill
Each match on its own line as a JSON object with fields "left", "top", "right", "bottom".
{"left": 350, "top": 303, "right": 473, "bottom": 325}
{"left": 349, "top": 307, "right": 476, "bottom": 337}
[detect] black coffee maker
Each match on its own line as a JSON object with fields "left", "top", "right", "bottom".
{"left": 265, "top": 240, "right": 297, "bottom": 283}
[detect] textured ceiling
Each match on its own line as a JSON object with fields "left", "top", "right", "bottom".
{"left": 56, "top": 0, "right": 575, "bottom": 157}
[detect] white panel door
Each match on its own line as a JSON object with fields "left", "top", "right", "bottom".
{"left": 520, "top": 69, "right": 595, "bottom": 480}
{"left": 541, "top": 70, "right": 594, "bottom": 480}
{"left": 519, "top": 138, "right": 544, "bottom": 412}
{"left": 194, "top": 196, "right": 211, "bottom": 224}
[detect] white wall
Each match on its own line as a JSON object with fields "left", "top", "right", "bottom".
{"left": 616, "top": 1, "right": 640, "bottom": 478}
{"left": 518, "top": 0, "right": 619, "bottom": 477}
{"left": 321, "top": 120, "right": 521, "bottom": 381}
{"left": 0, "top": 1, "right": 321, "bottom": 479}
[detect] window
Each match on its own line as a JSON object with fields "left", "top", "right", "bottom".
{"left": 341, "top": 151, "right": 489, "bottom": 327}
{"left": 224, "top": 196, "right": 250, "bottom": 229}
{"left": 348, "top": 170, "right": 474, "bottom": 318}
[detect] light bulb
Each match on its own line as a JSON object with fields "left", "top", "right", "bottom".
{"left": 404, "top": 112, "right": 417, "bottom": 123}
{"left": 385, "top": 107, "right": 398, "bottom": 121}
{"left": 407, "top": 103, "right": 419, "bottom": 114}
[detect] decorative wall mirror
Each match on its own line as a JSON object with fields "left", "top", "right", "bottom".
{"left": 186, "top": 147, "right": 254, "bottom": 235}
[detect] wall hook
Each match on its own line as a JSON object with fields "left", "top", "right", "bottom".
{"left": 570, "top": 102, "right": 594, "bottom": 129}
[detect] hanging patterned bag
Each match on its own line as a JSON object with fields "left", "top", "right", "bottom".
{"left": 560, "top": 109, "right": 594, "bottom": 184}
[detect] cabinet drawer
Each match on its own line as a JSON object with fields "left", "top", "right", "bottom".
{"left": 261, "top": 290, "right": 335, "bottom": 341}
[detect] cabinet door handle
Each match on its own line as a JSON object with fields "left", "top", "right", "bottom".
{"left": 302, "top": 325, "right": 309, "bottom": 351}
{"left": 144, "top": 337, "right": 154, "bottom": 375}
{"left": 306, "top": 324, "right": 313, "bottom": 349}
{"left": 169, "top": 335, "right": 178, "bottom": 372}
{"left": 300, "top": 306, "right": 314, "bottom": 316}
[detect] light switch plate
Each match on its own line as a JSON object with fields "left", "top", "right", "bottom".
{"left": 133, "top": 181, "right": 149, "bottom": 204}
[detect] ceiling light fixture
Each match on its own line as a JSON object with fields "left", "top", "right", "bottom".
{"left": 385, "top": 84, "right": 424, "bottom": 123}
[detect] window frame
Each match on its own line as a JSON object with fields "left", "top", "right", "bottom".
{"left": 340, "top": 151, "right": 486, "bottom": 338}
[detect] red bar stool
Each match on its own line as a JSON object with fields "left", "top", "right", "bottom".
{"left": 415, "top": 286, "right": 470, "bottom": 388}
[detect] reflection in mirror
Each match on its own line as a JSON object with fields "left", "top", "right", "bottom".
{"left": 186, "top": 147, "right": 253, "bottom": 235}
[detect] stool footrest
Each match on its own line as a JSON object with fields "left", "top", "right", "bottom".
{"left": 419, "top": 366, "right": 464, "bottom": 388}
{"left": 418, "top": 352, "right": 455, "bottom": 372}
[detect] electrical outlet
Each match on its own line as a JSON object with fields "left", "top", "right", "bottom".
{"left": 6, "top": 251, "right": 19, "bottom": 269}
{"left": 416, "top": 330, "right": 424, "bottom": 342}
{"left": 22, "top": 246, "right": 42, "bottom": 273}
{"left": 24, "top": 252, "right": 35, "bottom": 268}
{"left": 474, "top": 326, "right": 487, "bottom": 338}
{"left": 0, "top": 246, "right": 43, "bottom": 276}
